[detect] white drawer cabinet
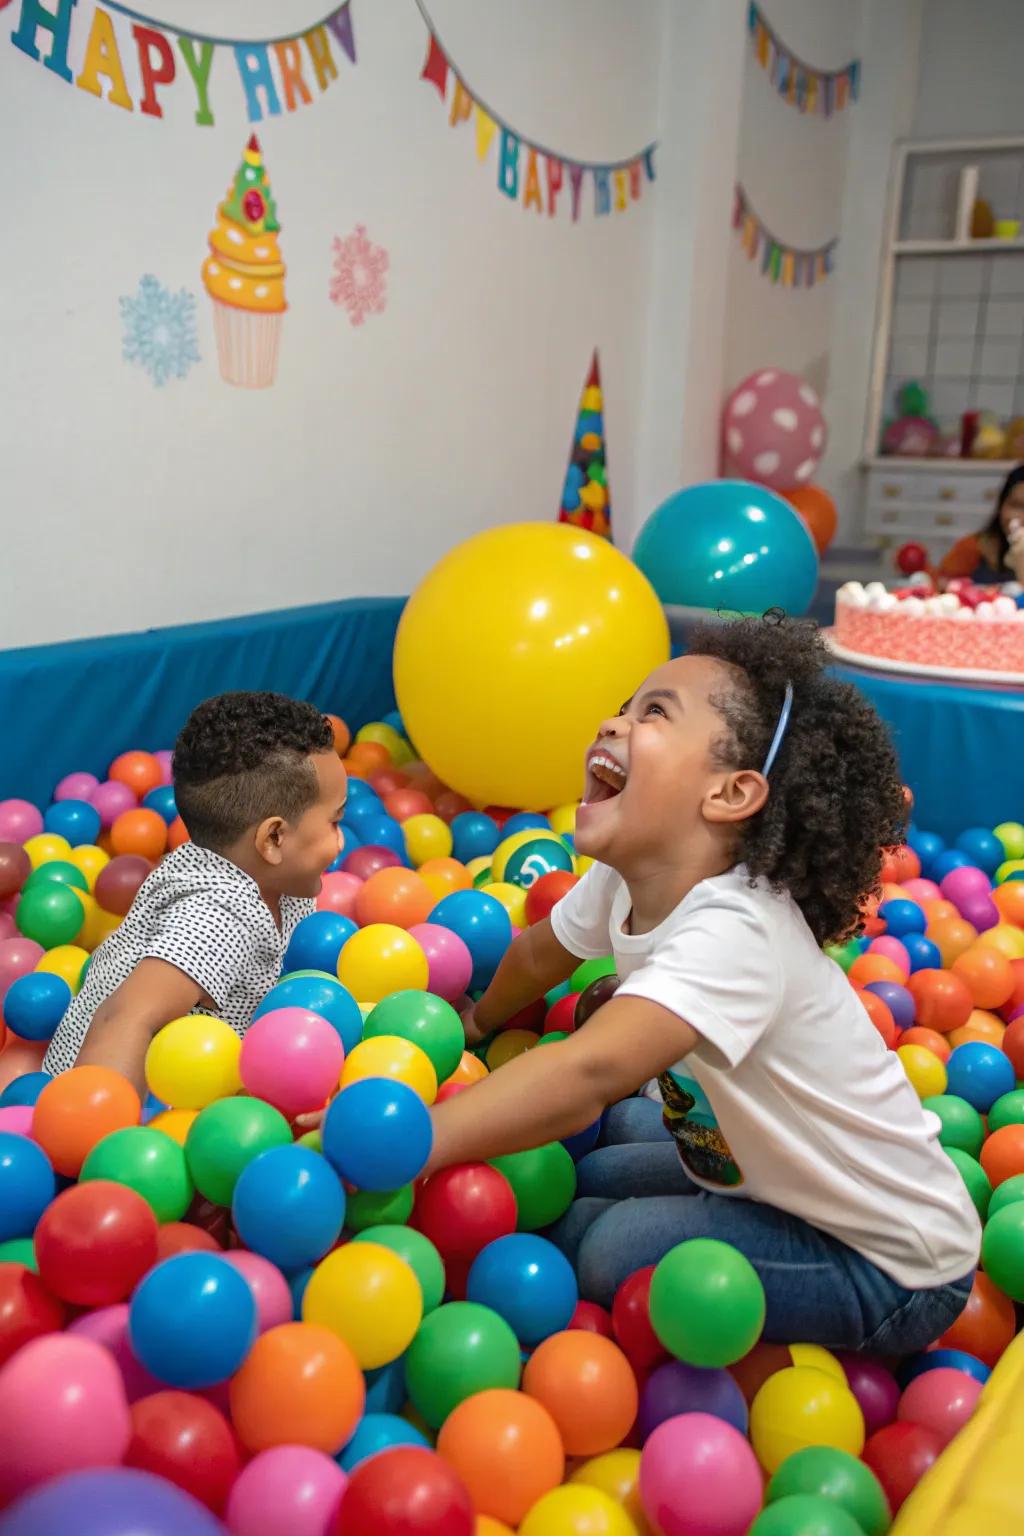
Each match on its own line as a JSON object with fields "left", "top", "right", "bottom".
{"left": 863, "top": 459, "right": 1011, "bottom": 557}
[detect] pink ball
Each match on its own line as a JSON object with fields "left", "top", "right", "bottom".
{"left": 868, "top": 936, "right": 910, "bottom": 976}
{"left": 227, "top": 1445, "right": 348, "bottom": 1536}
{"left": 317, "top": 871, "right": 363, "bottom": 921}
{"left": 959, "top": 895, "right": 1000, "bottom": 933}
{"left": 224, "top": 1251, "right": 293, "bottom": 1333}
{"left": 0, "top": 1334, "right": 131, "bottom": 1502}
{"left": 54, "top": 772, "right": 100, "bottom": 803}
{"left": 0, "top": 937, "right": 45, "bottom": 1004}
{"left": 722, "top": 369, "right": 827, "bottom": 490}
{"left": 0, "top": 800, "right": 44, "bottom": 845}
{"left": 408, "top": 923, "right": 473, "bottom": 1003}
{"left": 0, "top": 1105, "right": 34, "bottom": 1137}
{"left": 343, "top": 845, "right": 404, "bottom": 881}
{"left": 903, "top": 878, "right": 942, "bottom": 904}
{"left": 940, "top": 866, "right": 991, "bottom": 904}
{"left": 239, "top": 1006, "right": 345, "bottom": 1117}
{"left": 66, "top": 1302, "right": 162, "bottom": 1402}
{"left": 897, "top": 1367, "right": 983, "bottom": 1448}
{"left": 836, "top": 1352, "right": 900, "bottom": 1436}
{"left": 0, "top": 912, "right": 16, "bottom": 944}
{"left": 154, "top": 749, "right": 174, "bottom": 785}
{"left": 639, "top": 1412, "right": 762, "bottom": 1536}
{"left": 90, "top": 780, "right": 138, "bottom": 829}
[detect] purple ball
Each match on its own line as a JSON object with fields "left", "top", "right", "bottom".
{"left": 638, "top": 1358, "right": 748, "bottom": 1441}
{"left": 958, "top": 895, "right": 1000, "bottom": 933}
{"left": 54, "top": 772, "right": 100, "bottom": 804}
{"left": 836, "top": 1351, "right": 900, "bottom": 1436}
{"left": 153, "top": 749, "right": 174, "bottom": 785}
{"left": 89, "top": 780, "right": 137, "bottom": 830}
{"left": 864, "top": 980, "right": 915, "bottom": 1031}
{"left": 342, "top": 845, "right": 404, "bottom": 880}
{"left": 940, "top": 865, "right": 991, "bottom": 905}
{"left": 0, "top": 1468, "right": 224, "bottom": 1536}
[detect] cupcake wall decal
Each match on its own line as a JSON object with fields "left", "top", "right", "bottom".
{"left": 202, "top": 135, "right": 286, "bottom": 389}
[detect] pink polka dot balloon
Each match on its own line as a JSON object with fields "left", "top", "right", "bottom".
{"left": 722, "top": 369, "right": 827, "bottom": 490}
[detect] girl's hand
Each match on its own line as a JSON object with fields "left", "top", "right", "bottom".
{"left": 461, "top": 1000, "right": 489, "bottom": 1047}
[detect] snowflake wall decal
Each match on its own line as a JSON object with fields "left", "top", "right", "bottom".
{"left": 120, "top": 275, "right": 200, "bottom": 387}
{"left": 329, "top": 226, "right": 389, "bottom": 327}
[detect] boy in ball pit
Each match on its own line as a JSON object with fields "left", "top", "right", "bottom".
{"left": 42, "top": 693, "right": 347, "bottom": 1096}
{"left": 428, "top": 614, "right": 980, "bottom": 1350}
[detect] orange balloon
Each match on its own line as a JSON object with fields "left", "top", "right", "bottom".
{"left": 326, "top": 714, "right": 351, "bottom": 757}
{"left": 522, "top": 1332, "right": 638, "bottom": 1458}
{"left": 419, "top": 857, "right": 471, "bottom": 895}
{"left": 444, "top": 1052, "right": 489, "bottom": 1088}
{"left": 993, "top": 883, "right": 1024, "bottom": 928}
{"left": 784, "top": 485, "right": 837, "bottom": 554}
{"left": 110, "top": 809, "right": 167, "bottom": 862}
{"left": 229, "top": 1322, "right": 365, "bottom": 1455}
{"left": 349, "top": 741, "right": 392, "bottom": 774}
{"left": 385, "top": 788, "right": 435, "bottom": 822}
{"left": 32, "top": 1065, "right": 141, "bottom": 1177}
{"left": 167, "top": 816, "right": 189, "bottom": 851}
{"left": 953, "top": 946, "right": 1016, "bottom": 1009}
{"left": 437, "top": 1388, "right": 565, "bottom": 1526}
{"left": 926, "top": 917, "right": 978, "bottom": 969}
{"left": 109, "top": 750, "right": 163, "bottom": 798}
{"left": 922, "top": 899, "right": 961, "bottom": 926}
{"left": 938, "top": 1271, "right": 1016, "bottom": 1368}
{"left": 848, "top": 954, "right": 905, "bottom": 989}
{"left": 899, "top": 1026, "right": 951, "bottom": 1062}
{"left": 355, "top": 868, "right": 436, "bottom": 930}
{"left": 947, "top": 1010, "right": 1006, "bottom": 1050}
{"left": 906, "top": 969, "right": 973, "bottom": 1034}
{"left": 980, "top": 1123, "right": 1024, "bottom": 1188}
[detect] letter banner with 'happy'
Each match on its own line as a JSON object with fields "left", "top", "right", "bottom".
{"left": 7, "top": 0, "right": 357, "bottom": 125}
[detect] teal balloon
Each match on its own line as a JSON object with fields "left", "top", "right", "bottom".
{"left": 633, "top": 480, "right": 819, "bottom": 615}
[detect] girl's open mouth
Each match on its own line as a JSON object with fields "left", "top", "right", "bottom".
{"left": 583, "top": 749, "right": 628, "bottom": 806}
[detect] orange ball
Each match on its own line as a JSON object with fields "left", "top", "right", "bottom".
{"left": 522, "top": 1331, "right": 638, "bottom": 1458}
{"left": 436, "top": 1388, "right": 565, "bottom": 1526}
{"left": 922, "top": 899, "right": 960, "bottom": 925}
{"left": 326, "top": 714, "right": 351, "bottom": 756}
{"left": 1000, "top": 958, "right": 1024, "bottom": 1022}
{"left": 906, "top": 969, "right": 973, "bottom": 1034}
{"left": 32, "top": 1065, "right": 141, "bottom": 1177}
{"left": 109, "top": 750, "right": 163, "bottom": 798}
{"left": 881, "top": 845, "right": 921, "bottom": 884}
{"left": 418, "top": 857, "right": 471, "bottom": 895}
{"left": 899, "top": 1026, "right": 951, "bottom": 1062}
{"left": 443, "top": 1051, "right": 489, "bottom": 1089}
{"left": 947, "top": 1010, "right": 1006, "bottom": 1050}
{"left": 926, "top": 917, "right": 978, "bottom": 969}
{"left": 980, "top": 1123, "right": 1024, "bottom": 1188}
{"left": 785, "top": 485, "right": 837, "bottom": 555}
{"left": 348, "top": 741, "right": 392, "bottom": 773}
{"left": 385, "top": 788, "right": 435, "bottom": 822}
{"left": 110, "top": 808, "right": 167, "bottom": 862}
{"left": 993, "top": 882, "right": 1024, "bottom": 928}
{"left": 848, "top": 954, "right": 905, "bottom": 989}
{"left": 354, "top": 867, "right": 436, "bottom": 929}
{"left": 856, "top": 988, "right": 897, "bottom": 1048}
{"left": 951, "top": 946, "right": 1015, "bottom": 1009}
{"left": 229, "top": 1322, "right": 365, "bottom": 1455}
{"left": 167, "top": 816, "right": 189, "bottom": 851}
{"left": 938, "top": 1271, "right": 1016, "bottom": 1368}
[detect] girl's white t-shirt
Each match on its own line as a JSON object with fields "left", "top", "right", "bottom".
{"left": 551, "top": 862, "right": 981, "bottom": 1289}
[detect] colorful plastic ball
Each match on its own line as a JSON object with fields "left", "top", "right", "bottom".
{"left": 995, "top": 821, "right": 1024, "bottom": 860}
{"left": 94, "top": 854, "right": 151, "bottom": 916}
{"left": 0, "top": 1071, "right": 50, "bottom": 1109}
{"left": 355, "top": 867, "right": 434, "bottom": 927}
{"left": 522, "top": 1330, "right": 637, "bottom": 1457}
{"left": 450, "top": 811, "right": 501, "bottom": 864}
{"left": 145, "top": 1015, "right": 241, "bottom": 1111}
{"left": 638, "top": 1357, "right": 748, "bottom": 1441}
{"left": 0, "top": 1467, "right": 227, "bottom": 1536}
{"left": 322, "top": 1078, "right": 433, "bottom": 1191}
{"left": 109, "top": 808, "right": 167, "bottom": 861}
{"left": 467, "top": 1233, "right": 578, "bottom": 1347}
{"left": 486, "top": 1028, "right": 539, "bottom": 1069}
{"left": 353, "top": 814, "right": 407, "bottom": 859}
{"left": 340, "top": 1034, "right": 438, "bottom": 1103}
{"left": 848, "top": 953, "right": 903, "bottom": 989}
{"left": 956, "top": 827, "right": 1006, "bottom": 874}
{"left": 436, "top": 1388, "right": 563, "bottom": 1527}
{"left": 649, "top": 1239, "right": 765, "bottom": 1368}
{"left": 525, "top": 870, "right": 578, "bottom": 926}
{"left": 239, "top": 1007, "right": 345, "bottom": 1118}
{"left": 253, "top": 973, "right": 363, "bottom": 1055}
{"left": 933, "top": 849, "right": 973, "bottom": 882}
{"left": 906, "top": 970, "right": 973, "bottom": 1033}
{"left": 183, "top": 1095, "right": 292, "bottom": 1207}
{"left": 899, "top": 1347, "right": 990, "bottom": 1387}
{"left": 129, "top": 1252, "right": 256, "bottom": 1389}
{"left": 861, "top": 1421, "right": 942, "bottom": 1513}
{"left": 403, "top": 813, "right": 454, "bottom": 867}
{"left": 232, "top": 1145, "right": 345, "bottom": 1271}
{"left": 988, "top": 1171, "right": 1024, "bottom": 1216}
{"left": 640, "top": 1411, "right": 764, "bottom": 1536}
{"left": 517, "top": 1486, "right": 630, "bottom": 1536}
{"left": 903, "top": 934, "right": 943, "bottom": 972}
{"left": 897, "top": 1365, "right": 983, "bottom": 1447}
{"left": 750, "top": 1496, "right": 864, "bottom": 1535}
{"left": 430, "top": 891, "right": 512, "bottom": 991}
{"left": 610, "top": 1265, "right": 665, "bottom": 1374}
{"left": 952, "top": 945, "right": 1016, "bottom": 1009}
{"left": 109, "top": 750, "right": 163, "bottom": 798}
{"left": 834, "top": 1354, "right": 899, "bottom": 1438}
{"left": 230, "top": 1320, "right": 364, "bottom": 1456}
{"left": 863, "top": 980, "right": 915, "bottom": 1032}
{"left": 36, "top": 1180, "right": 157, "bottom": 1306}
{"left": 80, "top": 1126, "right": 193, "bottom": 1222}
{"left": 15, "top": 881, "right": 83, "bottom": 948}
{"left": 897, "top": 1042, "right": 947, "bottom": 1098}
{"left": 225, "top": 1445, "right": 348, "bottom": 1536}
{"left": 283, "top": 911, "right": 357, "bottom": 975}
{"left": 339, "top": 1411, "right": 430, "bottom": 1473}
{"left": 750, "top": 1367, "right": 865, "bottom": 1474}
{"left": 503, "top": 836, "right": 575, "bottom": 892}
{"left": 43, "top": 798, "right": 102, "bottom": 849}
{"left": 346, "top": 1186, "right": 415, "bottom": 1230}
{"left": 2, "top": 971, "right": 70, "bottom": 1041}
{"left": 878, "top": 897, "right": 926, "bottom": 936}
{"left": 945, "top": 1040, "right": 1015, "bottom": 1111}
{"left": 0, "top": 1261, "right": 64, "bottom": 1367}
{"left": 407, "top": 923, "right": 474, "bottom": 1004}
{"left": 364, "top": 989, "right": 465, "bottom": 1083}
{"left": 126, "top": 1390, "right": 240, "bottom": 1512}
{"left": 32, "top": 1065, "right": 141, "bottom": 1177}
{"left": 0, "top": 803, "right": 41, "bottom": 847}
{"left": 414, "top": 1164, "right": 517, "bottom": 1272}
{"left": 857, "top": 988, "right": 897, "bottom": 1047}
{"left": 980, "top": 1202, "right": 1024, "bottom": 1301}
{"left": 337, "top": 923, "right": 429, "bottom": 1003}
{"left": 35, "top": 942, "right": 89, "bottom": 994}
{"left": 924, "top": 1093, "right": 985, "bottom": 1156}
{"left": 938, "top": 1270, "right": 1016, "bottom": 1365}
{"left": 568, "top": 1449, "right": 646, "bottom": 1533}
{"left": 21, "top": 831, "right": 73, "bottom": 870}
{"left": 337, "top": 1445, "right": 475, "bottom": 1536}
{"left": 303, "top": 1241, "right": 422, "bottom": 1370}
{"left": 405, "top": 1301, "right": 521, "bottom": 1429}
{"left": 0, "top": 1131, "right": 55, "bottom": 1242}
{"left": 945, "top": 1147, "right": 991, "bottom": 1217}
{"left": 353, "top": 1223, "right": 446, "bottom": 1313}
{"left": 489, "top": 1142, "right": 577, "bottom": 1231}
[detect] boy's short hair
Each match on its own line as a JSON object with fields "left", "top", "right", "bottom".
{"left": 173, "top": 692, "right": 334, "bottom": 850}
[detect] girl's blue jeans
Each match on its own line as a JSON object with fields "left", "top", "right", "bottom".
{"left": 548, "top": 1098, "right": 973, "bottom": 1354}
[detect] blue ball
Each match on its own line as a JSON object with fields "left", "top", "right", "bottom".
{"left": 502, "top": 813, "right": 552, "bottom": 838}
{"left": 0, "top": 1071, "right": 51, "bottom": 1108}
{"left": 0, "top": 1131, "right": 56, "bottom": 1241}
{"left": 430, "top": 890, "right": 513, "bottom": 991}
{"left": 129, "top": 1253, "right": 257, "bottom": 1389}
{"left": 3, "top": 972, "right": 72, "bottom": 1042}
{"left": 878, "top": 898, "right": 926, "bottom": 937}
{"left": 255, "top": 974, "right": 363, "bottom": 1055}
{"left": 633, "top": 480, "right": 819, "bottom": 614}
{"left": 903, "top": 934, "right": 942, "bottom": 973}
{"left": 337, "top": 1412, "right": 430, "bottom": 1472}
{"left": 232, "top": 1144, "right": 345, "bottom": 1270}
{"left": 326, "top": 848, "right": 349, "bottom": 872}
{"left": 933, "top": 849, "right": 973, "bottom": 881}
{"left": 562, "top": 1117, "right": 602, "bottom": 1161}
{"left": 358, "top": 815, "right": 407, "bottom": 860}
{"left": 289, "top": 1266, "right": 313, "bottom": 1319}
{"left": 946, "top": 1042, "right": 1016, "bottom": 1114}
{"left": 450, "top": 812, "right": 500, "bottom": 864}
{"left": 381, "top": 710, "right": 406, "bottom": 737}
{"left": 898, "top": 1348, "right": 991, "bottom": 1388}
{"left": 955, "top": 827, "right": 1005, "bottom": 876}
{"left": 282, "top": 911, "right": 358, "bottom": 975}
{"left": 345, "top": 779, "right": 383, "bottom": 809}
{"left": 365, "top": 1356, "right": 407, "bottom": 1414}
{"left": 467, "top": 1233, "right": 578, "bottom": 1347}
{"left": 142, "top": 785, "right": 178, "bottom": 824}
{"left": 322, "top": 1078, "right": 433, "bottom": 1191}
{"left": 907, "top": 826, "right": 945, "bottom": 873}
{"left": 43, "top": 798, "right": 101, "bottom": 848}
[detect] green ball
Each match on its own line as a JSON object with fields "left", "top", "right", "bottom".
{"left": 23, "top": 862, "right": 89, "bottom": 895}
{"left": 649, "top": 1238, "right": 765, "bottom": 1367}
{"left": 570, "top": 956, "right": 616, "bottom": 993}
{"left": 184, "top": 1095, "right": 293, "bottom": 1206}
{"left": 995, "top": 822, "right": 1024, "bottom": 862}
{"left": 354, "top": 1223, "right": 445, "bottom": 1312}
{"left": 81, "top": 1126, "right": 193, "bottom": 1222}
{"left": 0, "top": 1237, "right": 37, "bottom": 1271}
{"left": 825, "top": 940, "right": 862, "bottom": 974}
{"left": 405, "top": 1301, "right": 521, "bottom": 1427}
{"left": 282, "top": 969, "right": 339, "bottom": 984}
{"left": 922, "top": 1095, "right": 985, "bottom": 1159}
{"left": 988, "top": 1089, "right": 1024, "bottom": 1133}
{"left": 981, "top": 1202, "right": 1024, "bottom": 1301}
{"left": 766, "top": 1446, "right": 891, "bottom": 1536}
{"left": 536, "top": 1031, "right": 568, "bottom": 1046}
{"left": 346, "top": 1186, "right": 415, "bottom": 1231}
{"left": 363, "top": 991, "right": 464, "bottom": 1084}
{"left": 503, "top": 837, "right": 574, "bottom": 891}
{"left": 15, "top": 883, "right": 84, "bottom": 948}
{"left": 490, "top": 1143, "right": 576, "bottom": 1230}
{"left": 988, "top": 1172, "right": 1024, "bottom": 1218}
{"left": 296, "top": 1129, "right": 322, "bottom": 1153}
{"left": 945, "top": 1147, "right": 991, "bottom": 1220}
{"left": 750, "top": 1494, "right": 865, "bottom": 1536}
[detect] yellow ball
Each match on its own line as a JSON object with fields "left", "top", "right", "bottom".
{"left": 465, "top": 857, "right": 493, "bottom": 885}
{"left": 337, "top": 923, "right": 429, "bottom": 1003}
{"left": 340, "top": 1034, "right": 438, "bottom": 1104}
{"left": 403, "top": 813, "right": 453, "bottom": 867}
{"left": 145, "top": 1014, "right": 242, "bottom": 1110}
{"left": 788, "top": 1344, "right": 845, "bottom": 1381}
{"left": 898, "top": 1042, "right": 948, "bottom": 1099}
{"left": 36, "top": 944, "right": 90, "bottom": 993}
{"left": 487, "top": 1029, "right": 539, "bottom": 1070}
{"left": 520, "top": 1484, "right": 637, "bottom": 1536}
{"left": 23, "top": 833, "right": 72, "bottom": 870}
{"left": 749, "top": 1366, "right": 865, "bottom": 1474}
{"left": 72, "top": 893, "right": 107, "bottom": 955}
{"left": 302, "top": 1242, "right": 423, "bottom": 1370}
{"left": 492, "top": 829, "right": 565, "bottom": 884}
{"left": 976, "top": 923, "right": 1024, "bottom": 960}
{"left": 68, "top": 845, "right": 109, "bottom": 891}
{"left": 482, "top": 882, "right": 528, "bottom": 928}
{"left": 549, "top": 804, "right": 578, "bottom": 838}
{"left": 356, "top": 722, "right": 406, "bottom": 759}
{"left": 575, "top": 855, "right": 595, "bottom": 877}
{"left": 394, "top": 524, "right": 668, "bottom": 811}
{"left": 996, "top": 859, "right": 1024, "bottom": 885}
{"left": 570, "top": 1449, "right": 650, "bottom": 1533}
{"left": 149, "top": 1108, "right": 199, "bottom": 1146}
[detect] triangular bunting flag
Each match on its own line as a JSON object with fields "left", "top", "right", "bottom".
{"left": 475, "top": 104, "right": 497, "bottom": 161}
{"left": 326, "top": 5, "right": 356, "bottom": 64}
{"left": 421, "top": 34, "right": 448, "bottom": 99}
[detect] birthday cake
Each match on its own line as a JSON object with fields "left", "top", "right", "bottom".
{"left": 832, "top": 579, "right": 1024, "bottom": 676}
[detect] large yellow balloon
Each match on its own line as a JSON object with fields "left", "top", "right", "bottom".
{"left": 303, "top": 1242, "right": 423, "bottom": 1370}
{"left": 394, "top": 524, "right": 669, "bottom": 810}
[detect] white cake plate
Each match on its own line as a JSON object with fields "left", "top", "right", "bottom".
{"left": 823, "top": 629, "right": 1024, "bottom": 689}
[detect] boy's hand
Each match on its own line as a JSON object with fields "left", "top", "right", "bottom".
{"left": 461, "top": 1000, "right": 489, "bottom": 1048}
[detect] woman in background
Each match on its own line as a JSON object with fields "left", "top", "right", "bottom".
{"left": 940, "top": 464, "right": 1024, "bottom": 584}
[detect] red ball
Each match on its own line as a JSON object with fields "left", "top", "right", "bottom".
{"left": 343, "top": 845, "right": 403, "bottom": 882}
{"left": 1002, "top": 1012, "right": 1024, "bottom": 1075}
{"left": 385, "top": 789, "right": 435, "bottom": 823}
{"left": 504, "top": 999, "right": 547, "bottom": 1033}
{"left": 906, "top": 970, "right": 973, "bottom": 1034}
{"left": 0, "top": 1262, "right": 65, "bottom": 1367}
{"left": 35, "top": 1180, "right": 158, "bottom": 1306}
{"left": 544, "top": 995, "right": 580, "bottom": 1035}
{"left": 412, "top": 1163, "right": 517, "bottom": 1265}
{"left": 525, "top": 871, "right": 579, "bottom": 926}
{"left": 317, "top": 871, "right": 363, "bottom": 921}
{"left": 434, "top": 1082, "right": 471, "bottom": 1105}
{"left": 94, "top": 855, "right": 153, "bottom": 917}
{"left": 611, "top": 1266, "right": 667, "bottom": 1373}
{"left": 336, "top": 1446, "right": 474, "bottom": 1536}
{"left": 862, "top": 1421, "right": 943, "bottom": 1512}
{"left": 126, "top": 1390, "right": 240, "bottom": 1512}
{"left": 155, "top": 1222, "right": 223, "bottom": 1262}
{"left": 569, "top": 1300, "right": 615, "bottom": 1338}
{"left": 370, "top": 770, "right": 411, "bottom": 798}
{"left": 434, "top": 791, "right": 473, "bottom": 824}
{"left": 896, "top": 542, "right": 928, "bottom": 575}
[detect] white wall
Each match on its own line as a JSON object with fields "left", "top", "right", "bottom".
{"left": 913, "top": 0, "right": 1024, "bottom": 138}
{"left": 0, "top": 0, "right": 672, "bottom": 648}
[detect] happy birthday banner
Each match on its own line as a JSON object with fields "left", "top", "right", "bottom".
{"left": 415, "top": 0, "right": 655, "bottom": 221}
{"left": 748, "top": 2, "right": 859, "bottom": 117}
{"left": 5, "top": 0, "right": 356, "bottom": 124}
{"left": 733, "top": 185, "right": 837, "bottom": 288}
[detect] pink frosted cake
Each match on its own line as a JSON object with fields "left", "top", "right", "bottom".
{"left": 833, "top": 581, "right": 1024, "bottom": 676}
